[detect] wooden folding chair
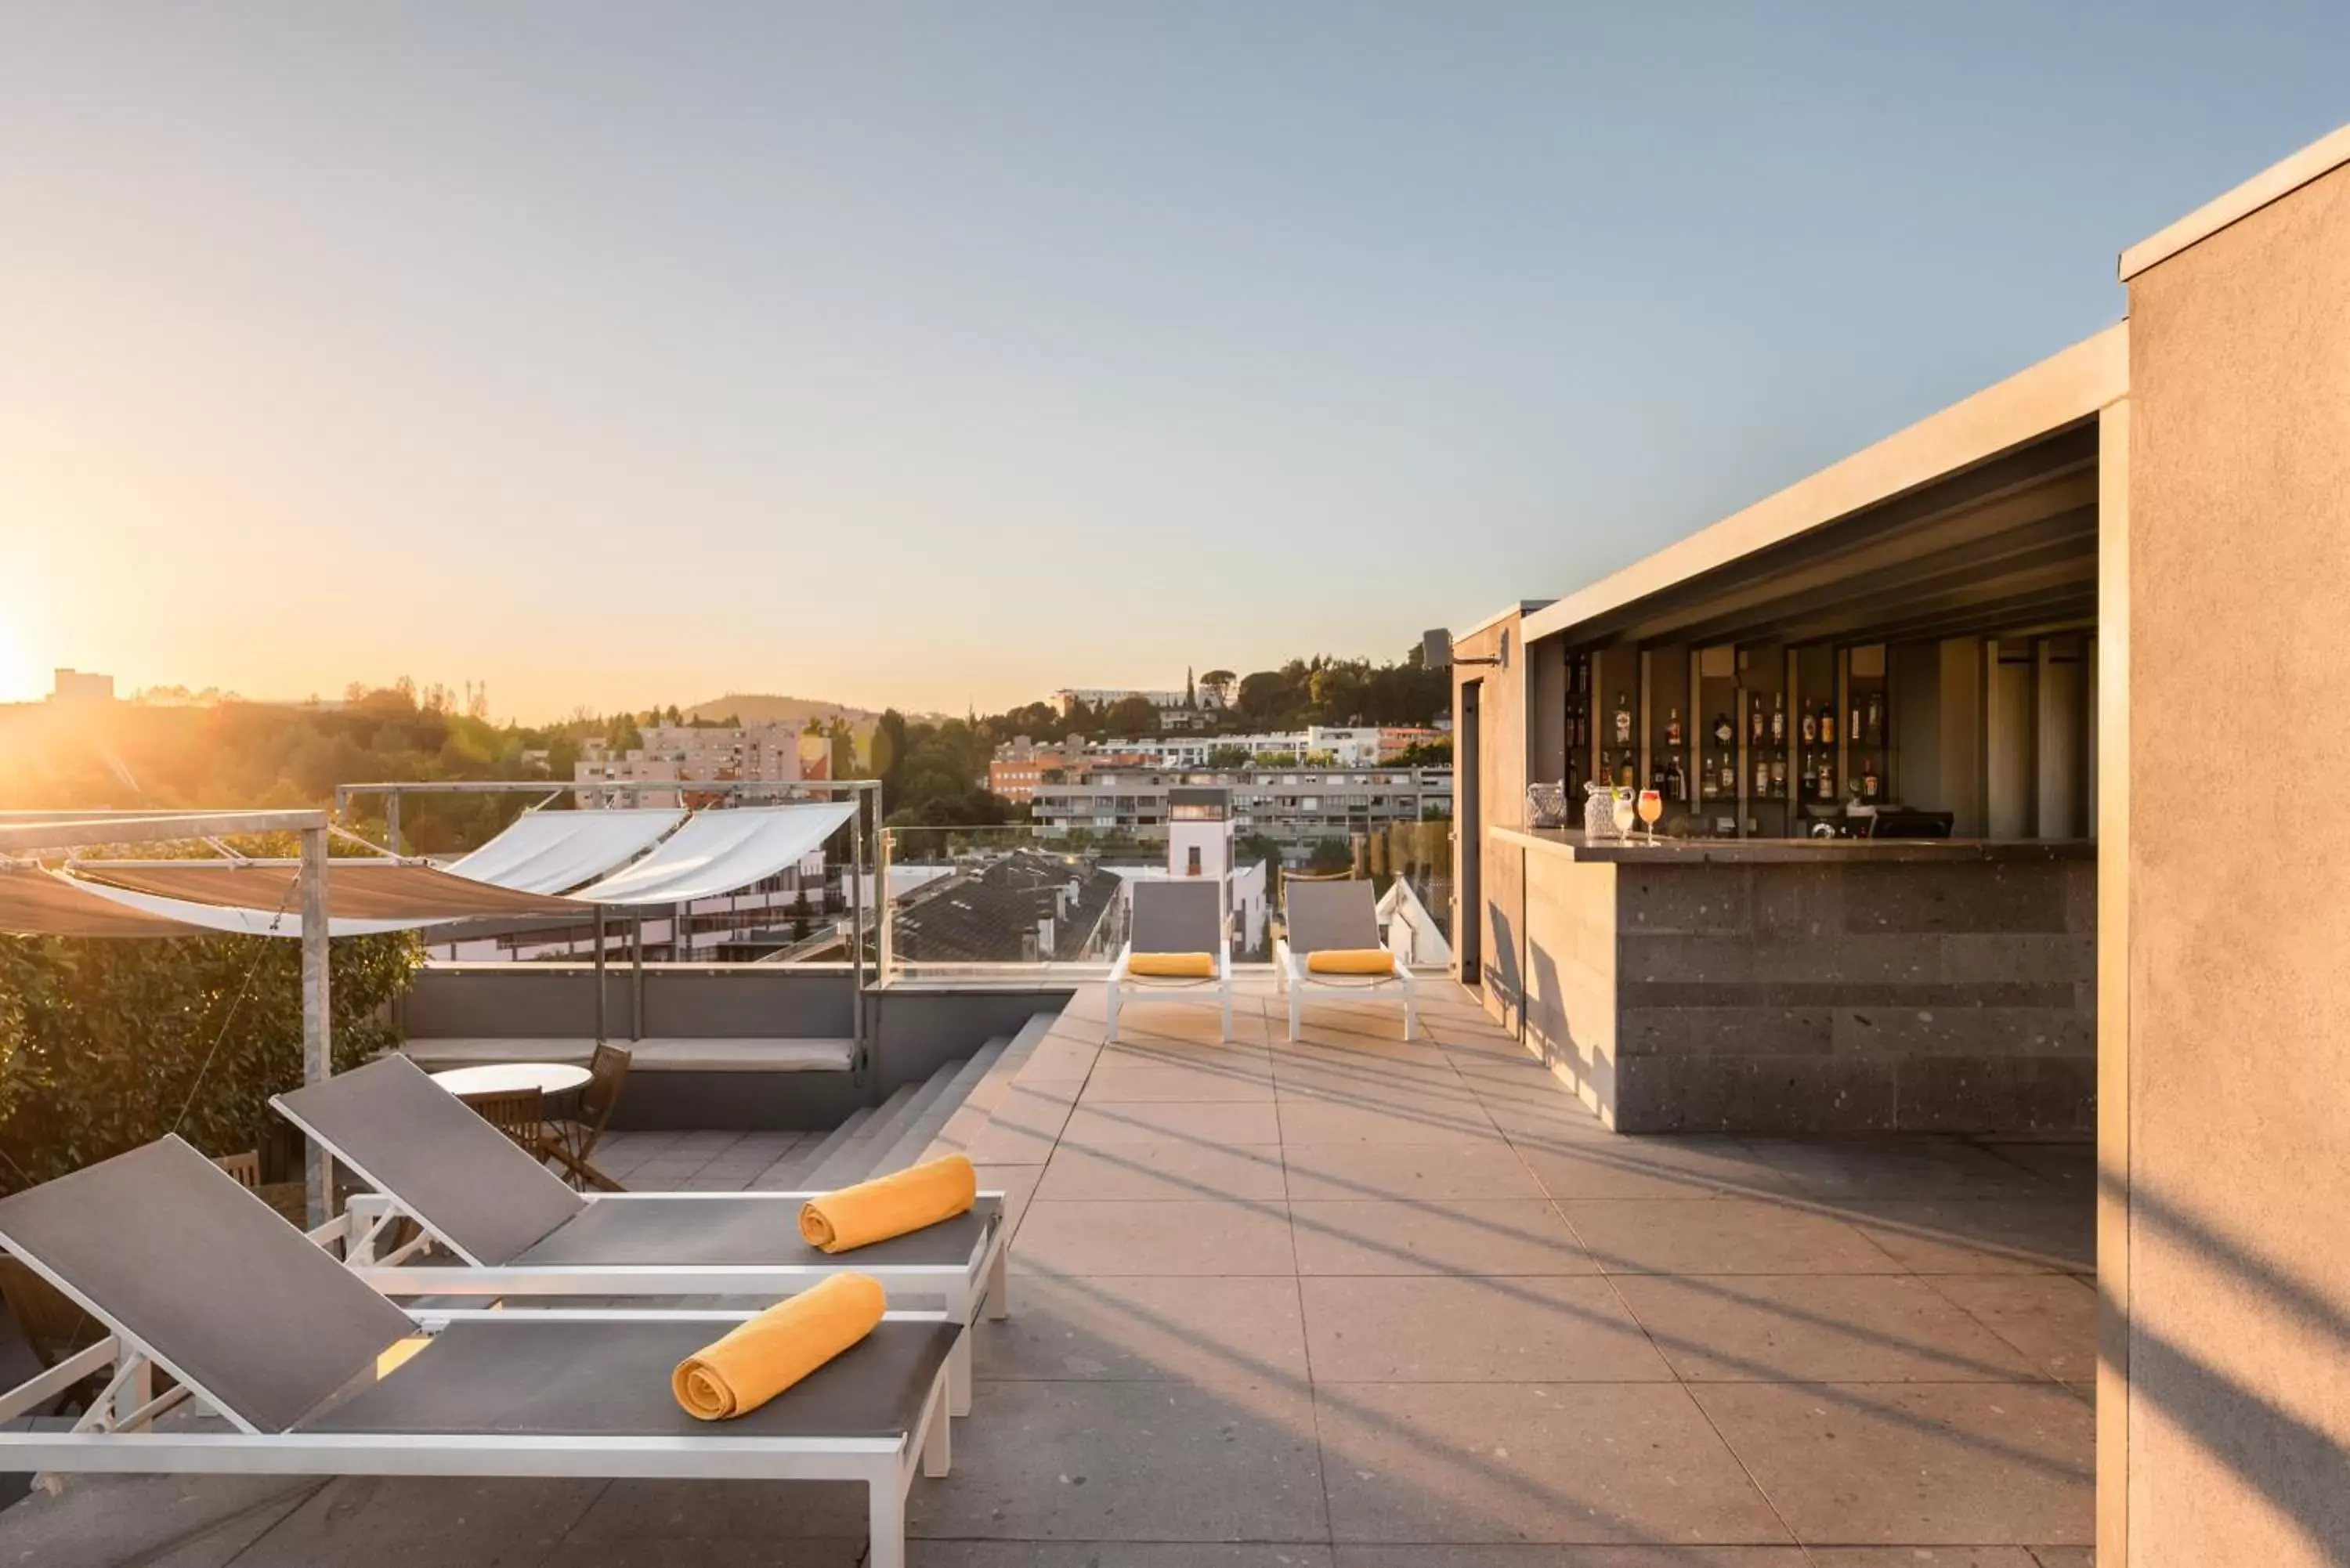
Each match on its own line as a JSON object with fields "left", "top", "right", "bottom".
{"left": 541, "top": 1043, "right": 631, "bottom": 1191}
{"left": 467, "top": 1087, "right": 548, "bottom": 1155}
{"left": 211, "top": 1151, "right": 262, "bottom": 1189}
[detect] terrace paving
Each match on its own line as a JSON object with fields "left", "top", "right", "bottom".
{"left": 0, "top": 977, "right": 2095, "bottom": 1566}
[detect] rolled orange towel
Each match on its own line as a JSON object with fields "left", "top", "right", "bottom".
{"left": 1307, "top": 947, "right": 1397, "bottom": 976}
{"left": 671, "top": 1272, "right": 884, "bottom": 1421}
{"left": 1128, "top": 951, "right": 1215, "bottom": 978}
{"left": 800, "top": 1154, "right": 978, "bottom": 1254}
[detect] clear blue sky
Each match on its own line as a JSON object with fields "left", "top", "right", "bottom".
{"left": 2, "top": 3, "right": 2343, "bottom": 719}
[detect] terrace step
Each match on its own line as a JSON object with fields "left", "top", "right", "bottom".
{"left": 767, "top": 1105, "right": 873, "bottom": 1187}
{"left": 799, "top": 1081, "right": 927, "bottom": 1190}
{"left": 918, "top": 1011, "right": 1068, "bottom": 1164}
{"left": 870, "top": 1035, "right": 1012, "bottom": 1177}
{"left": 402, "top": 1036, "right": 856, "bottom": 1074}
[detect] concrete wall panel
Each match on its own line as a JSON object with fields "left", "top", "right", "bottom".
{"left": 2124, "top": 157, "right": 2350, "bottom": 1566}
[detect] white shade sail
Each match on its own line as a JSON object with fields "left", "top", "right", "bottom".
{"left": 0, "top": 867, "right": 226, "bottom": 938}
{"left": 57, "top": 874, "right": 424, "bottom": 938}
{"left": 443, "top": 807, "right": 685, "bottom": 895}
{"left": 570, "top": 803, "right": 856, "bottom": 906}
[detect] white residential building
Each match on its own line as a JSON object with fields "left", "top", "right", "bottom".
{"left": 576, "top": 721, "right": 804, "bottom": 807}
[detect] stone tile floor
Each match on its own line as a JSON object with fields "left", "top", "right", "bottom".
{"left": 0, "top": 978, "right": 2095, "bottom": 1566}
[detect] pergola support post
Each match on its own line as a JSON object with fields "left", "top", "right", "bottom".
{"left": 298, "top": 826, "right": 331, "bottom": 1227}
{"left": 593, "top": 904, "right": 607, "bottom": 1044}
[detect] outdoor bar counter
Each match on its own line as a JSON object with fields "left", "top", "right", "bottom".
{"left": 1484, "top": 826, "right": 2095, "bottom": 1134}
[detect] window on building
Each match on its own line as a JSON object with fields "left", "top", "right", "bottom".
{"left": 1186, "top": 846, "right": 1202, "bottom": 876}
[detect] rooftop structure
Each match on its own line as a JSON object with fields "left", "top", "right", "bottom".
{"left": 1444, "top": 123, "right": 2350, "bottom": 1567}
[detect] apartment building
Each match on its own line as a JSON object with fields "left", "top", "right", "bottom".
{"left": 1029, "top": 764, "right": 1450, "bottom": 851}
{"left": 988, "top": 736, "right": 1157, "bottom": 802}
{"left": 576, "top": 720, "right": 804, "bottom": 807}
{"left": 1046, "top": 726, "right": 1418, "bottom": 771}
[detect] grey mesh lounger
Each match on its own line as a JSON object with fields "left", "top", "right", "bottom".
{"left": 1104, "top": 879, "right": 1231, "bottom": 1042}
{"left": 270, "top": 1056, "right": 1009, "bottom": 1418}
{"left": 1274, "top": 879, "right": 1416, "bottom": 1042}
{"left": 0, "top": 1138, "right": 956, "bottom": 1568}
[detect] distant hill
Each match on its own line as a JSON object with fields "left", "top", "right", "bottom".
{"left": 683, "top": 694, "right": 954, "bottom": 730}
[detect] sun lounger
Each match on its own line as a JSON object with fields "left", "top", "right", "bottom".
{"left": 0, "top": 1138, "right": 956, "bottom": 1568}
{"left": 271, "top": 1056, "right": 1008, "bottom": 1415}
{"left": 1274, "top": 879, "right": 1417, "bottom": 1041}
{"left": 1104, "top": 879, "right": 1231, "bottom": 1042}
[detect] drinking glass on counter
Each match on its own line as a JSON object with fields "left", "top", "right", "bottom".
{"left": 1611, "top": 788, "right": 1637, "bottom": 840}
{"left": 1636, "top": 787, "right": 1663, "bottom": 844}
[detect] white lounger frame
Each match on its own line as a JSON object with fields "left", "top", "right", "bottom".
{"left": 0, "top": 1240, "right": 956, "bottom": 1568}
{"left": 1273, "top": 938, "right": 1418, "bottom": 1042}
{"left": 307, "top": 1185, "right": 1010, "bottom": 1421}
{"left": 1104, "top": 945, "right": 1232, "bottom": 1043}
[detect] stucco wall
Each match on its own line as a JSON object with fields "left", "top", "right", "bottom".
{"left": 2123, "top": 159, "right": 2350, "bottom": 1565}
{"left": 1520, "top": 851, "right": 1618, "bottom": 1118}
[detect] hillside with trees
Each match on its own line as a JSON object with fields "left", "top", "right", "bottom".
{"left": 0, "top": 645, "right": 1448, "bottom": 836}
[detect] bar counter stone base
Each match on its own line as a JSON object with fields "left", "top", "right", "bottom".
{"left": 1489, "top": 830, "right": 2095, "bottom": 1135}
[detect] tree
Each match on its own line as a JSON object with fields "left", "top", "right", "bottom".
{"left": 1206, "top": 744, "right": 1252, "bottom": 768}
{"left": 1235, "top": 670, "right": 1293, "bottom": 727}
{"left": 0, "top": 931, "right": 421, "bottom": 1192}
{"left": 826, "top": 717, "right": 857, "bottom": 781}
{"left": 1307, "top": 837, "right": 1356, "bottom": 873}
{"left": 1104, "top": 695, "right": 1160, "bottom": 737}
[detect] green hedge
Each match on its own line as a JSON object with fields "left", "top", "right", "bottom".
{"left": 0, "top": 932, "right": 421, "bottom": 1193}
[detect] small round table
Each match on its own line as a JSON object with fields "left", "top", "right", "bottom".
{"left": 429, "top": 1063, "right": 592, "bottom": 1101}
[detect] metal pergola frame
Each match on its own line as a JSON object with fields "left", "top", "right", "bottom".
{"left": 0, "top": 811, "right": 337, "bottom": 1224}
{"left": 331, "top": 779, "right": 886, "bottom": 1046}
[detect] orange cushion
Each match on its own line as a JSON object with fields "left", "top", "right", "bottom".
{"left": 1307, "top": 948, "right": 1397, "bottom": 976}
{"left": 1129, "top": 952, "right": 1216, "bottom": 978}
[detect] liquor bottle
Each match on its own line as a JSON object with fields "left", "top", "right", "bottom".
{"left": 1820, "top": 704, "right": 1836, "bottom": 745}
{"left": 1668, "top": 754, "right": 1687, "bottom": 802}
{"left": 1575, "top": 659, "right": 1588, "bottom": 695}
{"left": 1712, "top": 711, "right": 1734, "bottom": 747}
{"left": 1771, "top": 758, "right": 1787, "bottom": 797}
{"left": 1865, "top": 691, "right": 1882, "bottom": 740}
{"left": 1801, "top": 707, "right": 1817, "bottom": 743}
{"left": 1666, "top": 707, "right": 1683, "bottom": 747}
{"left": 1719, "top": 755, "right": 1736, "bottom": 793}
{"left": 1861, "top": 758, "right": 1880, "bottom": 800}
{"left": 1816, "top": 757, "right": 1835, "bottom": 801}
{"left": 1754, "top": 757, "right": 1770, "bottom": 797}
{"left": 1749, "top": 697, "right": 1764, "bottom": 745}
{"left": 1613, "top": 693, "right": 1632, "bottom": 746}
{"left": 1622, "top": 750, "right": 1639, "bottom": 787}
{"left": 1771, "top": 692, "right": 1786, "bottom": 744}
{"left": 1849, "top": 706, "right": 1861, "bottom": 746}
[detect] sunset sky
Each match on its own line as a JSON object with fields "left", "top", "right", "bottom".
{"left": 2, "top": 4, "right": 2345, "bottom": 721}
